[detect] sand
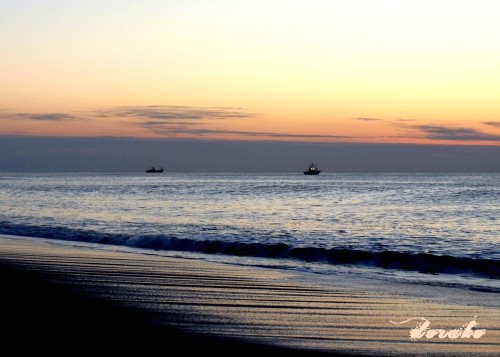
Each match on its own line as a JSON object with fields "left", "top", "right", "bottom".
{"left": 0, "top": 234, "right": 498, "bottom": 356}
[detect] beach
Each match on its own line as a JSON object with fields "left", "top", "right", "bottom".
{"left": 1, "top": 234, "right": 498, "bottom": 356}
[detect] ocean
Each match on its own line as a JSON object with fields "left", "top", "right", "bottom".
{"left": 1, "top": 172, "right": 498, "bottom": 293}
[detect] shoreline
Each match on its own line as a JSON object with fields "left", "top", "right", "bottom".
{"left": 1, "top": 234, "right": 498, "bottom": 356}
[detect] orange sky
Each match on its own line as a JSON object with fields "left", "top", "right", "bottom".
{"left": 1, "top": 1, "right": 500, "bottom": 145}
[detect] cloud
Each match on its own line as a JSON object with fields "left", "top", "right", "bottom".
{"left": 482, "top": 121, "right": 500, "bottom": 128}
{"left": 397, "top": 118, "right": 416, "bottom": 122}
{"left": 413, "top": 125, "right": 500, "bottom": 141}
{"left": 3, "top": 131, "right": 28, "bottom": 135}
{"left": 127, "top": 105, "right": 351, "bottom": 139}
{"left": 96, "top": 105, "right": 258, "bottom": 121}
{"left": 29, "top": 113, "right": 78, "bottom": 121}
{"left": 141, "top": 121, "right": 198, "bottom": 127}
{"left": 353, "top": 117, "right": 382, "bottom": 121}
{"left": 1, "top": 112, "right": 80, "bottom": 121}
{"left": 141, "top": 122, "right": 352, "bottom": 139}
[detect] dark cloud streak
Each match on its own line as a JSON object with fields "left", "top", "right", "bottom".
{"left": 1, "top": 112, "right": 80, "bottom": 121}
{"left": 354, "top": 117, "right": 383, "bottom": 121}
{"left": 142, "top": 122, "right": 353, "bottom": 139}
{"left": 414, "top": 125, "right": 500, "bottom": 141}
{"left": 141, "top": 121, "right": 198, "bottom": 126}
{"left": 96, "top": 105, "right": 258, "bottom": 121}
{"left": 482, "top": 121, "right": 500, "bottom": 128}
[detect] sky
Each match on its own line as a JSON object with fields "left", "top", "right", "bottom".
{"left": 1, "top": 1, "right": 500, "bottom": 171}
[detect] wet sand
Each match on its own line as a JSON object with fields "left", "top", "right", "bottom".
{"left": 1, "top": 235, "right": 498, "bottom": 356}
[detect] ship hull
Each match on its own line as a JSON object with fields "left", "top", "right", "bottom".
{"left": 303, "top": 170, "right": 321, "bottom": 175}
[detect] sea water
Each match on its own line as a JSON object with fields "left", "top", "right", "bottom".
{"left": 0, "top": 172, "right": 498, "bottom": 292}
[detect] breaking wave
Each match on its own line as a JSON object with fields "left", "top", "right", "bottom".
{"left": 1, "top": 222, "right": 498, "bottom": 279}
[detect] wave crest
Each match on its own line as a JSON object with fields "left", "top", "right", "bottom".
{"left": 1, "top": 222, "right": 498, "bottom": 279}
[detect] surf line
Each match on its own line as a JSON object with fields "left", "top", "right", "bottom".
{"left": 390, "top": 317, "right": 486, "bottom": 340}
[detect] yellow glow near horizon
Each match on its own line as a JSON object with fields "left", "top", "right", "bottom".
{"left": 1, "top": 1, "right": 500, "bottom": 145}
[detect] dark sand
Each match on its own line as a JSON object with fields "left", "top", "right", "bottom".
{"left": 1, "top": 235, "right": 498, "bottom": 356}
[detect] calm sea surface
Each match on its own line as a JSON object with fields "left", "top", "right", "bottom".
{"left": 1, "top": 172, "right": 498, "bottom": 291}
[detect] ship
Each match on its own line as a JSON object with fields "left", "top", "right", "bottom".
{"left": 303, "top": 162, "right": 321, "bottom": 175}
{"left": 146, "top": 166, "right": 164, "bottom": 173}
